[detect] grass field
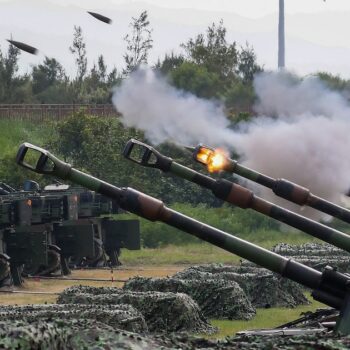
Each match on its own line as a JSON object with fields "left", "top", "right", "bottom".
{"left": 0, "top": 119, "right": 50, "bottom": 153}
{"left": 210, "top": 293, "right": 325, "bottom": 338}
{"left": 120, "top": 237, "right": 318, "bottom": 266}
{"left": 121, "top": 243, "right": 242, "bottom": 265}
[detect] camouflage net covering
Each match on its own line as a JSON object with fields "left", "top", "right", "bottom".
{"left": 173, "top": 264, "right": 308, "bottom": 308}
{"left": 0, "top": 304, "right": 147, "bottom": 333}
{"left": 273, "top": 243, "right": 350, "bottom": 272}
{"left": 0, "top": 319, "right": 162, "bottom": 350}
{"left": 124, "top": 276, "right": 255, "bottom": 320}
{"left": 221, "top": 332, "right": 350, "bottom": 350}
{"left": 0, "top": 308, "right": 348, "bottom": 349}
{"left": 156, "top": 332, "right": 350, "bottom": 350}
{"left": 58, "top": 285, "right": 215, "bottom": 334}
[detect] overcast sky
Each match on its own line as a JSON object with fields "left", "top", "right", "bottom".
{"left": 1, "top": 0, "right": 350, "bottom": 77}
{"left": 42, "top": 0, "right": 350, "bottom": 17}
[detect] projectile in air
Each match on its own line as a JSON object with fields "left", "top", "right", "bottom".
{"left": 7, "top": 40, "right": 38, "bottom": 55}
{"left": 87, "top": 11, "right": 112, "bottom": 24}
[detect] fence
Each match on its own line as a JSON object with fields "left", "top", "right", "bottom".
{"left": 0, "top": 104, "right": 120, "bottom": 122}
{"left": 0, "top": 104, "right": 254, "bottom": 123}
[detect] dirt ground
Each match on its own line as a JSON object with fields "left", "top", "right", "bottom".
{"left": 0, "top": 265, "right": 186, "bottom": 305}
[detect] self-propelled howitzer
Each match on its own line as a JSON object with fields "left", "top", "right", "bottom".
{"left": 122, "top": 139, "right": 350, "bottom": 254}
{"left": 15, "top": 142, "right": 350, "bottom": 334}
{"left": 188, "top": 144, "right": 350, "bottom": 224}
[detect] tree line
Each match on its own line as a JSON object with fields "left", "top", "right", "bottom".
{"left": 1, "top": 11, "right": 348, "bottom": 111}
{"left": 0, "top": 12, "right": 264, "bottom": 112}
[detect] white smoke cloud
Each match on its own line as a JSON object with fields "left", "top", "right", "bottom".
{"left": 112, "top": 67, "right": 350, "bottom": 220}
{"left": 233, "top": 72, "right": 350, "bottom": 218}
{"left": 112, "top": 68, "right": 233, "bottom": 147}
{"left": 253, "top": 71, "right": 349, "bottom": 119}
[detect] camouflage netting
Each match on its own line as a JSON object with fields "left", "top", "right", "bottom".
{"left": 221, "top": 332, "right": 350, "bottom": 350}
{"left": 273, "top": 243, "right": 350, "bottom": 272}
{"left": 0, "top": 319, "right": 162, "bottom": 350}
{"left": 124, "top": 276, "right": 256, "bottom": 320}
{"left": 173, "top": 264, "right": 308, "bottom": 308}
{"left": 58, "top": 285, "right": 216, "bottom": 334}
{"left": 0, "top": 310, "right": 349, "bottom": 349}
{"left": 0, "top": 304, "right": 147, "bottom": 333}
{"left": 3, "top": 321, "right": 350, "bottom": 349}
{"left": 156, "top": 332, "right": 350, "bottom": 350}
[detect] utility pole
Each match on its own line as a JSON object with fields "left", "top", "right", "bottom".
{"left": 278, "top": 0, "right": 285, "bottom": 69}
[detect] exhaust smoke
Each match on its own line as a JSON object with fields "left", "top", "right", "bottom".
{"left": 112, "top": 68, "right": 233, "bottom": 147}
{"left": 112, "top": 67, "right": 350, "bottom": 220}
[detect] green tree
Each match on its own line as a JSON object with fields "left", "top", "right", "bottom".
{"left": 170, "top": 62, "right": 221, "bottom": 99}
{"left": 34, "top": 83, "right": 75, "bottom": 103}
{"left": 70, "top": 26, "right": 87, "bottom": 84}
{"left": 97, "top": 55, "right": 107, "bottom": 83}
{"left": 48, "top": 111, "right": 219, "bottom": 205}
{"left": 107, "top": 67, "right": 119, "bottom": 86}
{"left": 82, "top": 55, "right": 121, "bottom": 103}
{"left": 174, "top": 22, "right": 262, "bottom": 111}
{"left": 1, "top": 42, "right": 20, "bottom": 88}
{"left": 123, "top": 10, "right": 153, "bottom": 75}
{"left": 181, "top": 20, "right": 238, "bottom": 84}
{"left": 0, "top": 42, "right": 31, "bottom": 102}
{"left": 32, "top": 57, "right": 66, "bottom": 94}
{"left": 48, "top": 111, "right": 143, "bottom": 182}
{"left": 237, "top": 43, "right": 262, "bottom": 84}
{"left": 155, "top": 52, "right": 185, "bottom": 75}
{"left": 317, "top": 72, "right": 350, "bottom": 93}
{"left": 225, "top": 81, "right": 255, "bottom": 113}
{"left": 85, "top": 64, "right": 100, "bottom": 89}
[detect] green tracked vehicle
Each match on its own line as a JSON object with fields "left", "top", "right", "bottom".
{"left": 0, "top": 179, "right": 140, "bottom": 286}
{"left": 0, "top": 191, "right": 49, "bottom": 285}
{"left": 43, "top": 183, "right": 140, "bottom": 267}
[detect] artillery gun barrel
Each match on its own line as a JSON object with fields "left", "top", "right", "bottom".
{"left": 15, "top": 142, "right": 350, "bottom": 335}
{"left": 122, "top": 139, "right": 350, "bottom": 254}
{"left": 188, "top": 144, "right": 350, "bottom": 224}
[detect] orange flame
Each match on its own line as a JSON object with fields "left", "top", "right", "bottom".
{"left": 196, "top": 147, "right": 214, "bottom": 165}
{"left": 196, "top": 146, "right": 229, "bottom": 173}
